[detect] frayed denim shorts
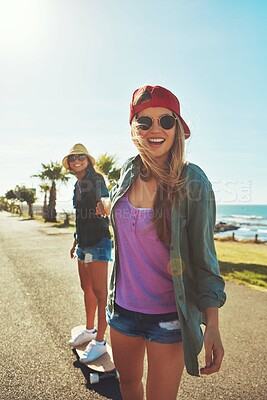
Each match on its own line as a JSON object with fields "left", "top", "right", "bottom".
{"left": 75, "top": 236, "right": 112, "bottom": 263}
{"left": 106, "top": 303, "right": 182, "bottom": 344}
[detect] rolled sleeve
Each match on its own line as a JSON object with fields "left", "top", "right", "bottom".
{"left": 95, "top": 174, "right": 109, "bottom": 200}
{"left": 187, "top": 181, "right": 226, "bottom": 312}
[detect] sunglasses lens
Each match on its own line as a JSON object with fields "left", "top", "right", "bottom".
{"left": 68, "top": 154, "right": 87, "bottom": 162}
{"left": 160, "top": 115, "right": 176, "bottom": 130}
{"left": 136, "top": 115, "right": 176, "bottom": 130}
{"left": 136, "top": 116, "right": 152, "bottom": 130}
{"left": 68, "top": 155, "right": 76, "bottom": 162}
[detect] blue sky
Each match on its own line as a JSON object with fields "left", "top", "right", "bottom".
{"left": 0, "top": 0, "right": 266, "bottom": 210}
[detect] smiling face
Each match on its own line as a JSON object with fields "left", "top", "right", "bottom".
{"left": 68, "top": 154, "right": 89, "bottom": 178}
{"left": 134, "top": 107, "right": 176, "bottom": 164}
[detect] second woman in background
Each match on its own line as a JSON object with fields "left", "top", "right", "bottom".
{"left": 62, "top": 143, "right": 112, "bottom": 362}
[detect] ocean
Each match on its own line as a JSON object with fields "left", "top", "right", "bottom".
{"left": 216, "top": 204, "right": 267, "bottom": 242}
{"left": 24, "top": 202, "right": 267, "bottom": 243}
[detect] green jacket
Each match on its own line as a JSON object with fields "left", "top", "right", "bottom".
{"left": 107, "top": 155, "right": 226, "bottom": 376}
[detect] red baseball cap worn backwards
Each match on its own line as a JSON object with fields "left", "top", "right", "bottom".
{"left": 129, "top": 85, "right": 190, "bottom": 139}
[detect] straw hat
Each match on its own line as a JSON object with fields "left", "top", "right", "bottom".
{"left": 62, "top": 143, "right": 95, "bottom": 170}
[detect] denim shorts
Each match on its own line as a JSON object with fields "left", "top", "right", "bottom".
{"left": 106, "top": 303, "right": 182, "bottom": 344}
{"left": 75, "top": 236, "right": 112, "bottom": 263}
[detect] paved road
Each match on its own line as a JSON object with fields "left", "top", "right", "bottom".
{"left": 0, "top": 211, "right": 266, "bottom": 400}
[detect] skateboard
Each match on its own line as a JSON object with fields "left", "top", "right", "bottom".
{"left": 71, "top": 325, "right": 119, "bottom": 384}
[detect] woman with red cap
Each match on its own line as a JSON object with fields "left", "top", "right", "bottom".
{"left": 97, "top": 86, "right": 226, "bottom": 400}
{"left": 62, "top": 143, "right": 112, "bottom": 363}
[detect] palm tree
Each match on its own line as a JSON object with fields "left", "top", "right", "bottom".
{"left": 96, "top": 153, "right": 121, "bottom": 190}
{"left": 15, "top": 186, "right": 36, "bottom": 219}
{"left": 33, "top": 162, "right": 70, "bottom": 222}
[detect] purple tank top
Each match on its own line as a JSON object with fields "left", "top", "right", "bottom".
{"left": 113, "top": 193, "right": 177, "bottom": 314}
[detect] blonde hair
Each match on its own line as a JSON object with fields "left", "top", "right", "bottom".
{"left": 131, "top": 87, "right": 187, "bottom": 244}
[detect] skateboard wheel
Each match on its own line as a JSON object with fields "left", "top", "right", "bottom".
{"left": 90, "top": 372, "right": 100, "bottom": 384}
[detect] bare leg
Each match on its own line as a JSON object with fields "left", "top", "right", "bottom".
{"left": 110, "top": 328, "right": 145, "bottom": 400}
{"left": 87, "top": 260, "right": 108, "bottom": 342}
{"left": 146, "top": 341, "right": 184, "bottom": 400}
{"left": 78, "top": 260, "right": 97, "bottom": 329}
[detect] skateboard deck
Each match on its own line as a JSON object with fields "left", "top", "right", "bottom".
{"left": 71, "top": 325, "right": 119, "bottom": 384}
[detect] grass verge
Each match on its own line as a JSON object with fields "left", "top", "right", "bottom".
{"left": 21, "top": 213, "right": 75, "bottom": 230}
{"left": 215, "top": 240, "right": 267, "bottom": 291}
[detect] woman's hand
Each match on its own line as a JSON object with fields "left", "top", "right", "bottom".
{"left": 200, "top": 325, "right": 224, "bottom": 375}
{"left": 96, "top": 197, "right": 111, "bottom": 217}
{"left": 70, "top": 240, "right": 77, "bottom": 259}
{"left": 200, "top": 307, "right": 224, "bottom": 375}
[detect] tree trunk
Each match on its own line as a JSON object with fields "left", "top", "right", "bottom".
{"left": 28, "top": 203, "right": 33, "bottom": 219}
{"left": 46, "top": 182, "right": 57, "bottom": 222}
{"left": 42, "top": 193, "right": 48, "bottom": 220}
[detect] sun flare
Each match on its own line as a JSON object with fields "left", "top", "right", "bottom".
{"left": 0, "top": 0, "right": 47, "bottom": 51}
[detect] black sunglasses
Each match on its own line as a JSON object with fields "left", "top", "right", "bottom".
{"left": 136, "top": 115, "right": 177, "bottom": 131}
{"left": 68, "top": 154, "right": 87, "bottom": 163}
